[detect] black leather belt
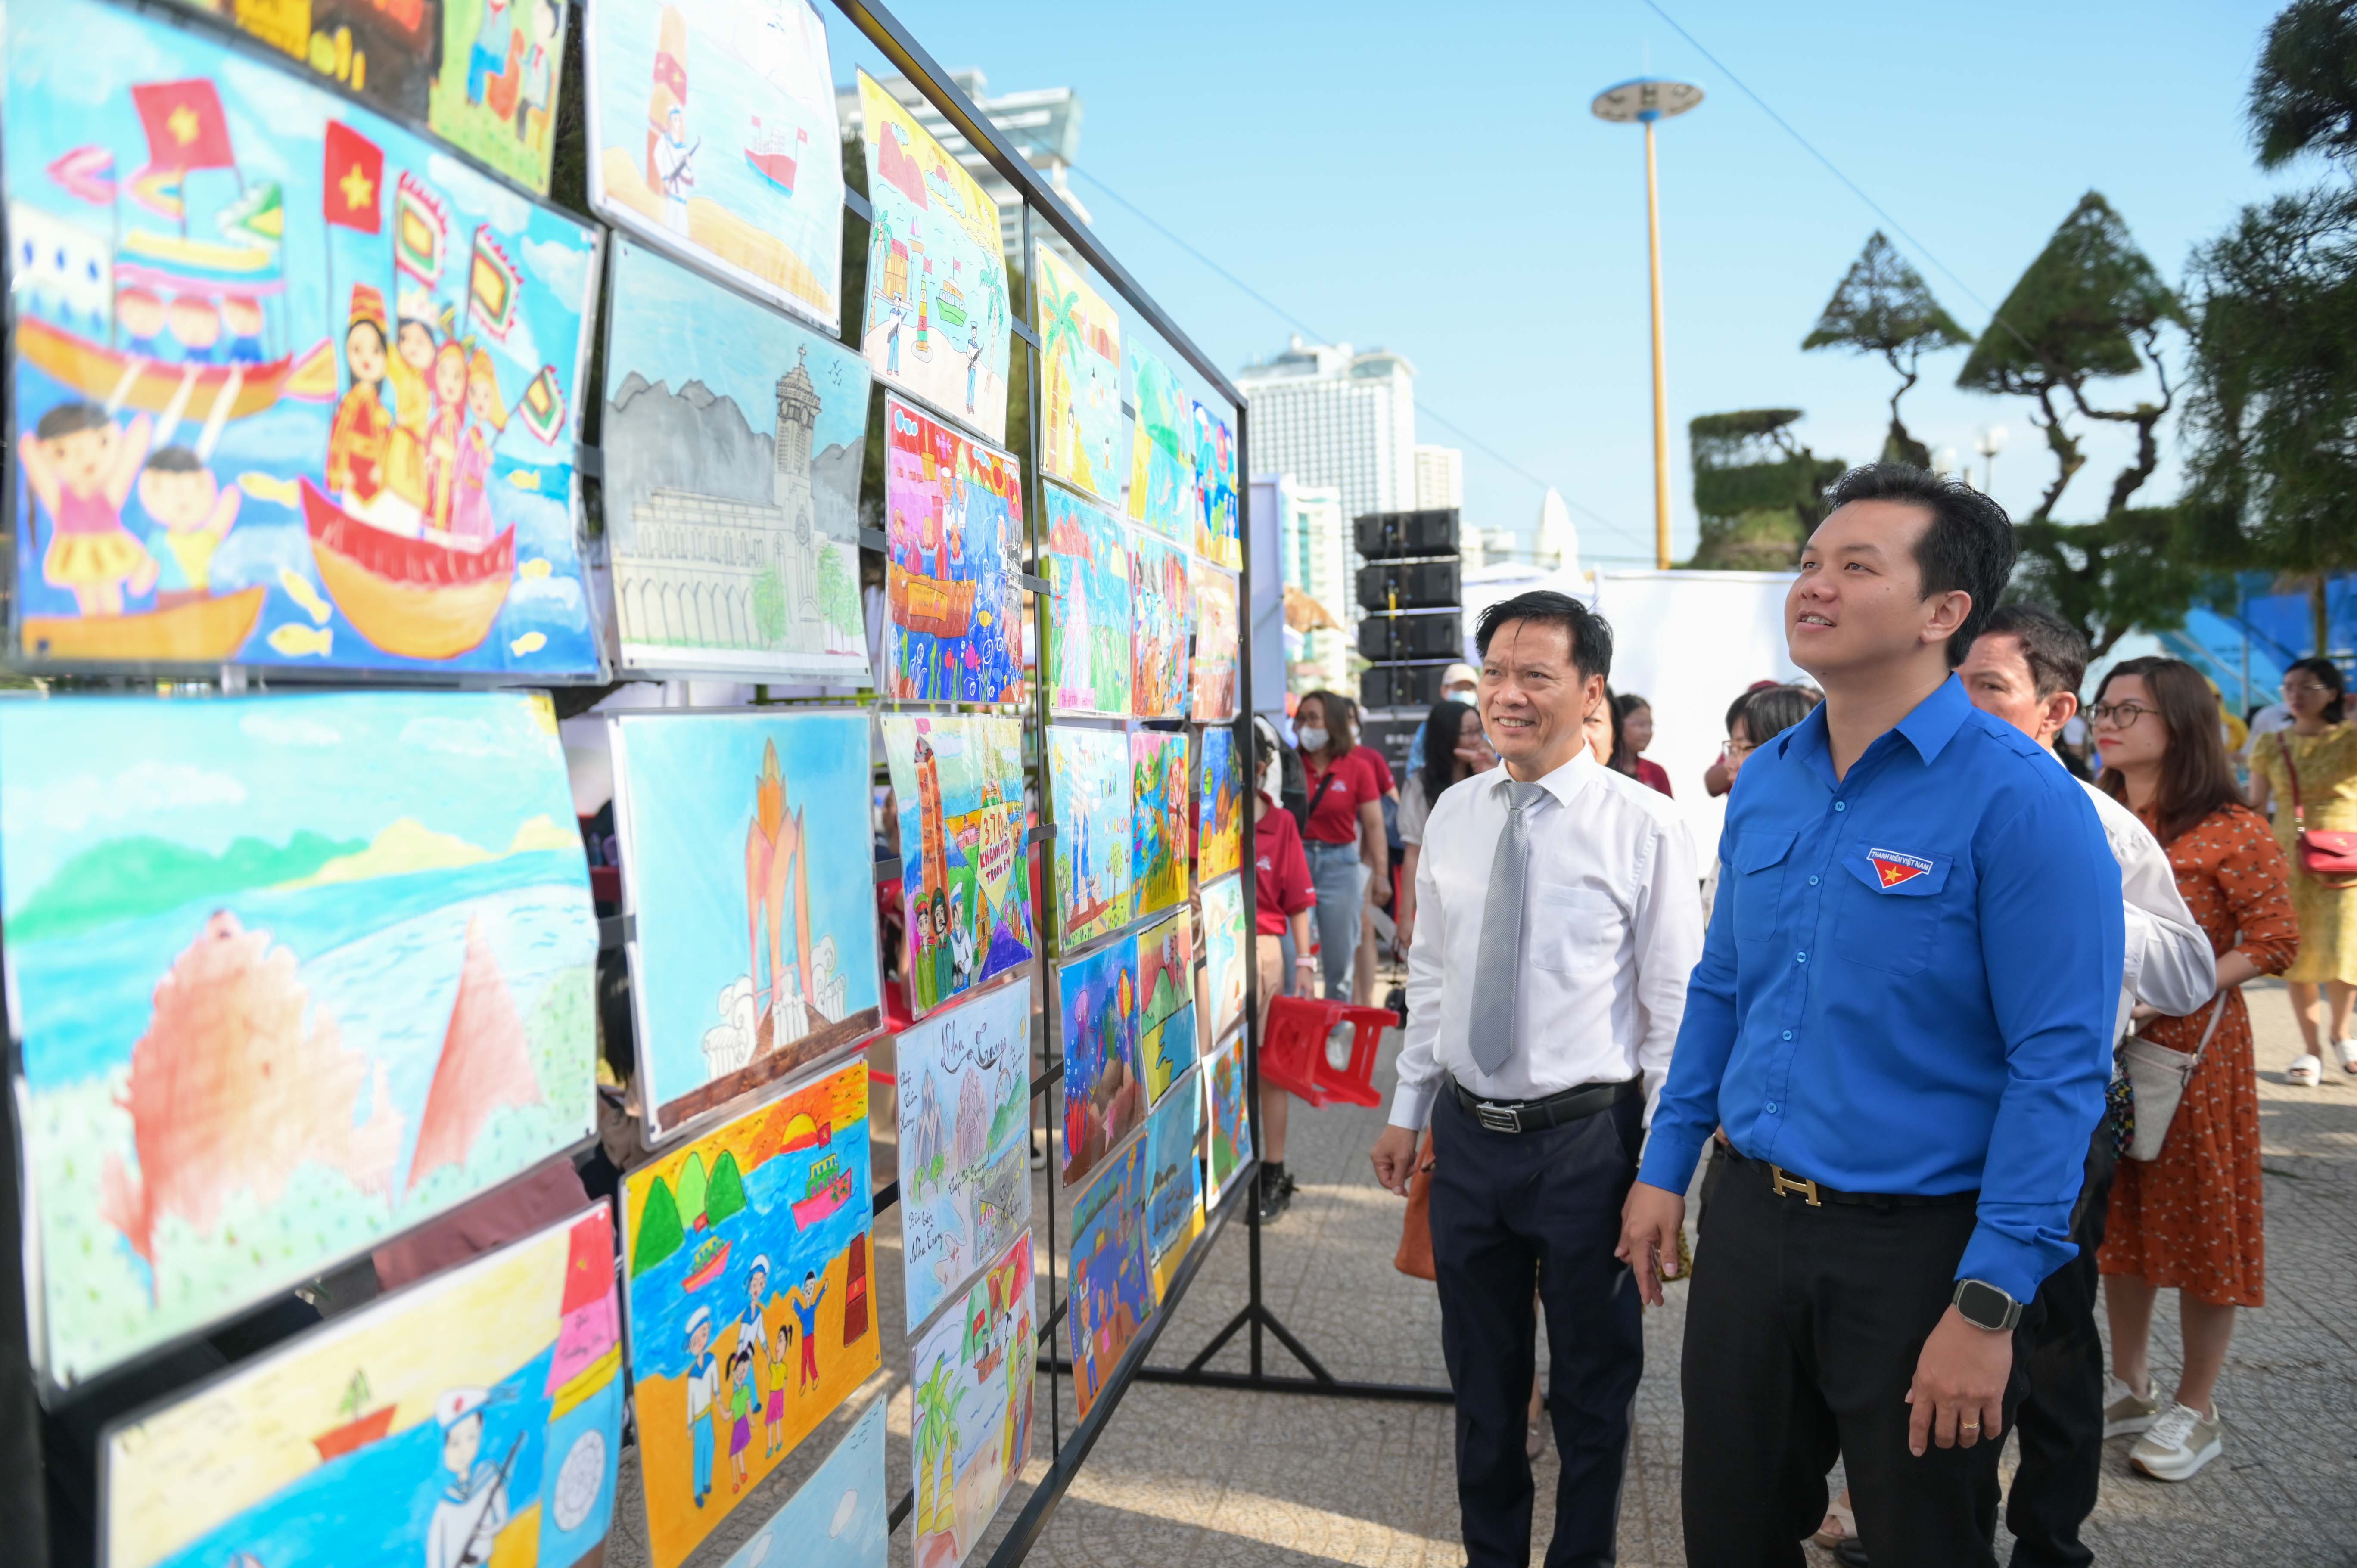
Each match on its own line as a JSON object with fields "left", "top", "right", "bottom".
{"left": 1449, "top": 1074, "right": 1639, "bottom": 1134}
{"left": 1725, "top": 1147, "right": 1978, "bottom": 1209}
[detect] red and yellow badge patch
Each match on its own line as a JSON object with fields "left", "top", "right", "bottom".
{"left": 1867, "top": 847, "right": 1934, "bottom": 889}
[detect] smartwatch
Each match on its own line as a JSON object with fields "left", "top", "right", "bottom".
{"left": 1952, "top": 1278, "right": 2022, "bottom": 1332}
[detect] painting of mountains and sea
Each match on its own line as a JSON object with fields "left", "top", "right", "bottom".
{"left": 1136, "top": 912, "right": 1198, "bottom": 1107}
{"left": 894, "top": 978, "right": 1032, "bottom": 1333}
{"left": 1, "top": 693, "right": 597, "bottom": 1389}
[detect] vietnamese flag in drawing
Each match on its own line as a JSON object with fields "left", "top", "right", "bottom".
{"left": 322, "top": 120, "right": 384, "bottom": 233}
{"left": 129, "top": 78, "right": 236, "bottom": 170}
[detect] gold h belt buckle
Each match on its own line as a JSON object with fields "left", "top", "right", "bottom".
{"left": 1770, "top": 1166, "right": 1822, "bottom": 1206}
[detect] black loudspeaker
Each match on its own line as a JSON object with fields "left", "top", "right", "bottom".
{"left": 1359, "top": 661, "right": 1455, "bottom": 710}
{"left": 1358, "top": 611, "right": 1462, "bottom": 662}
{"left": 1353, "top": 508, "right": 1460, "bottom": 561}
{"left": 1359, "top": 713, "right": 1422, "bottom": 777}
{"left": 1356, "top": 559, "right": 1460, "bottom": 612}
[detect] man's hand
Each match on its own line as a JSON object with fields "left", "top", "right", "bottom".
{"left": 1370, "top": 1125, "right": 1419, "bottom": 1196}
{"left": 1615, "top": 1181, "right": 1686, "bottom": 1306}
{"left": 1906, "top": 1304, "right": 2012, "bottom": 1456}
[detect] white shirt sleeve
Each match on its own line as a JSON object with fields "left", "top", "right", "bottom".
{"left": 1389, "top": 830, "right": 1449, "bottom": 1131}
{"left": 1629, "top": 817, "right": 1704, "bottom": 1126}
{"left": 2113, "top": 815, "right": 2217, "bottom": 1018}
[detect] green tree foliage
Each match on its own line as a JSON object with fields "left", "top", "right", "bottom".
{"left": 1687, "top": 410, "right": 1846, "bottom": 569}
{"left": 2249, "top": 0, "right": 2357, "bottom": 169}
{"left": 752, "top": 567, "right": 788, "bottom": 644}
{"left": 633, "top": 1177, "right": 686, "bottom": 1273}
{"left": 706, "top": 1150, "right": 748, "bottom": 1226}
{"left": 1802, "top": 232, "right": 1973, "bottom": 466}
{"left": 676, "top": 1151, "right": 709, "bottom": 1226}
{"left": 819, "top": 544, "right": 860, "bottom": 637}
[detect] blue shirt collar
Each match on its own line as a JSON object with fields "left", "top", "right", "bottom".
{"left": 1774, "top": 674, "right": 1972, "bottom": 769}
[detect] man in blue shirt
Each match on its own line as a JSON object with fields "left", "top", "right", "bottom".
{"left": 1617, "top": 464, "right": 2123, "bottom": 1567}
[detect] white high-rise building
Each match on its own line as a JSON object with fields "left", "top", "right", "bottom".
{"left": 1234, "top": 338, "right": 1418, "bottom": 529}
{"left": 837, "top": 70, "right": 1090, "bottom": 260}
{"left": 1536, "top": 487, "right": 1579, "bottom": 575}
{"left": 1253, "top": 474, "right": 1352, "bottom": 694}
{"left": 1413, "top": 444, "right": 1463, "bottom": 511}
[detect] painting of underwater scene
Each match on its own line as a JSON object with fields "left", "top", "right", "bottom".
{"left": 2, "top": 692, "right": 597, "bottom": 1389}
{"left": 1067, "top": 1137, "right": 1150, "bottom": 1420}
{"left": 612, "top": 710, "right": 881, "bottom": 1143}
{"left": 587, "top": 0, "right": 845, "bottom": 332}
{"left": 1131, "top": 728, "right": 1189, "bottom": 921}
{"left": 1032, "top": 246, "right": 1122, "bottom": 506}
{"left": 1042, "top": 486, "right": 1129, "bottom": 718}
{"left": 1197, "top": 724, "right": 1244, "bottom": 885}
{"left": 101, "top": 1203, "right": 622, "bottom": 1568}
{"left": 881, "top": 395, "right": 1026, "bottom": 703}
{"left": 717, "top": 1396, "right": 889, "bottom": 1568}
{"left": 895, "top": 978, "right": 1032, "bottom": 1333}
{"left": 909, "top": 1230, "right": 1034, "bottom": 1568}
{"left": 1144, "top": 1065, "right": 1204, "bottom": 1302}
{"left": 1136, "top": 913, "right": 1197, "bottom": 1107}
{"left": 881, "top": 714, "right": 1034, "bottom": 1018}
{"left": 1057, "top": 941, "right": 1140, "bottom": 1192}
{"left": 620, "top": 1061, "right": 880, "bottom": 1568}
{"left": 430, "top": 0, "right": 569, "bottom": 194}
{"left": 5, "top": 0, "right": 601, "bottom": 677}
{"left": 1046, "top": 725, "right": 1131, "bottom": 944}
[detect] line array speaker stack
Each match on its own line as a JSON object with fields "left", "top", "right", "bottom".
{"left": 1354, "top": 507, "right": 1463, "bottom": 771}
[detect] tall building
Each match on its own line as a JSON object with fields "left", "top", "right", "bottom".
{"left": 1234, "top": 338, "right": 1418, "bottom": 528}
{"left": 837, "top": 70, "right": 1090, "bottom": 260}
{"left": 1256, "top": 474, "right": 1351, "bottom": 693}
{"left": 1413, "top": 444, "right": 1463, "bottom": 511}
{"left": 1536, "top": 487, "right": 1579, "bottom": 575}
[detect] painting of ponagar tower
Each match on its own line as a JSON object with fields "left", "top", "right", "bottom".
{"left": 613, "top": 711, "right": 881, "bottom": 1143}
{"left": 4, "top": 0, "right": 601, "bottom": 677}
{"left": 100, "top": 1203, "right": 623, "bottom": 1568}
{"left": 603, "top": 240, "right": 870, "bottom": 681}
{"left": 586, "top": 0, "right": 845, "bottom": 332}
{"left": 0, "top": 692, "right": 598, "bottom": 1388}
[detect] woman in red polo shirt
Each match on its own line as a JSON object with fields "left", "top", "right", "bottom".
{"left": 1293, "top": 690, "right": 1387, "bottom": 1006}
{"left": 1251, "top": 715, "right": 1319, "bottom": 1220}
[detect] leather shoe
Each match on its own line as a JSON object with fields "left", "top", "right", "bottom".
{"left": 1832, "top": 1537, "right": 1869, "bottom": 1568}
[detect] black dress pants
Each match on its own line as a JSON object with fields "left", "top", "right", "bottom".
{"left": 1428, "top": 1086, "right": 1644, "bottom": 1568}
{"left": 1683, "top": 1153, "right": 2031, "bottom": 1568}
{"left": 2005, "top": 1137, "right": 2114, "bottom": 1568}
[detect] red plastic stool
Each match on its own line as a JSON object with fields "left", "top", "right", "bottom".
{"left": 1259, "top": 995, "right": 1339, "bottom": 1106}
{"left": 1309, "top": 1001, "right": 1393, "bottom": 1108}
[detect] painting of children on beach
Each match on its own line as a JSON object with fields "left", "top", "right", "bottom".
{"left": 910, "top": 1231, "right": 1034, "bottom": 1568}
{"left": 620, "top": 1062, "right": 879, "bottom": 1568}
{"left": 1197, "top": 724, "right": 1244, "bottom": 885}
{"left": 895, "top": 978, "right": 1033, "bottom": 1333}
{"left": 2, "top": 692, "right": 598, "bottom": 1390}
{"left": 430, "top": 0, "right": 569, "bottom": 194}
{"left": 1129, "top": 531, "right": 1190, "bottom": 718}
{"left": 1057, "top": 942, "right": 1141, "bottom": 1191}
{"left": 1205, "top": 1038, "right": 1254, "bottom": 1204}
{"left": 5, "top": 0, "right": 600, "bottom": 676}
{"left": 1046, "top": 726, "right": 1132, "bottom": 944}
{"left": 881, "top": 714, "right": 1034, "bottom": 1018}
{"left": 1136, "top": 913, "right": 1199, "bottom": 1107}
{"left": 1033, "top": 245, "right": 1123, "bottom": 506}
{"left": 881, "top": 395, "right": 1026, "bottom": 703}
{"left": 1042, "top": 487, "right": 1130, "bottom": 718}
{"left": 101, "top": 1202, "right": 623, "bottom": 1568}
{"left": 1192, "top": 569, "right": 1239, "bottom": 721}
{"left": 1144, "top": 1066, "right": 1205, "bottom": 1301}
{"left": 612, "top": 711, "right": 882, "bottom": 1143}
{"left": 1132, "top": 728, "right": 1191, "bottom": 921}
{"left": 1068, "top": 1139, "right": 1151, "bottom": 1420}
{"left": 716, "top": 1397, "right": 889, "bottom": 1568}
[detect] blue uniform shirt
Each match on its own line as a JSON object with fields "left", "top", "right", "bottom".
{"left": 1638, "top": 675, "right": 2124, "bottom": 1303}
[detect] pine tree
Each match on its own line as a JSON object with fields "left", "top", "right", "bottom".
{"left": 1802, "top": 231, "right": 1973, "bottom": 466}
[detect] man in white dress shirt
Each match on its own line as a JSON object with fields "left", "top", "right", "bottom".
{"left": 1371, "top": 590, "right": 1703, "bottom": 1568}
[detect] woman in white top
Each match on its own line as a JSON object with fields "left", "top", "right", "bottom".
{"left": 1392, "top": 697, "right": 1494, "bottom": 954}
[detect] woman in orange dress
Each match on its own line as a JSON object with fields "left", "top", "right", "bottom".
{"left": 2090, "top": 657, "right": 2298, "bottom": 1484}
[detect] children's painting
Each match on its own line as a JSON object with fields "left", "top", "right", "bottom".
{"left": 1032, "top": 247, "right": 1122, "bottom": 506}
{"left": 910, "top": 1231, "right": 1034, "bottom": 1568}
{"left": 1204, "top": 1038, "right": 1254, "bottom": 1204}
{"left": 162, "top": 0, "right": 445, "bottom": 117}
{"left": 1057, "top": 942, "right": 1141, "bottom": 1191}
{"left": 1144, "top": 1067, "right": 1205, "bottom": 1301}
{"left": 1124, "top": 344, "right": 1195, "bottom": 545}
{"left": 1191, "top": 569, "right": 1239, "bottom": 722}
{"left": 1197, "top": 724, "right": 1244, "bottom": 885}
{"left": 101, "top": 1204, "right": 623, "bottom": 1568}
{"left": 881, "top": 395, "right": 1026, "bottom": 703}
{"left": 1136, "top": 913, "right": 1198, "bottom": 1107}
{"left": 1132, "top": 729, "right": 1190, "bottom": 922}
{"left": 716, "top": 1397, "right": 888, "bottom": 1568}
{"left": 1, "top": 692, "right": 597, "bottom": 1388}
{"left": 5, "top": 0, "right": 602, "bottom": 677}
{"left": 587, "top": 0, "right": 845, "bottom": 332}
{"left": 1129, "top": 531, "right": 1190, "bottom": 719}
{"left": 881, "top": 715, "right": 1034, "bottom": 1018}
{"left": 620, "top": 1062, "right": 880, "bottom": 1568}
{"left": 613, "top": 711, "right": 882, "bottom": 1143}
{"left": 603, "top": 240, "right": 870, "bottom": 680}
{"left": 1199, "top": 874, "right": 1249, "bottom": 1047}
{"left": 894, "top": 978, "right": 1032, "bottom": 1332}
{"left": 1067, "top": 1139, "right": 1151, "bottom": 1420}
{"left": 430, "top": 0, "right": 569, "bottom": 194}
{"left": 856, "top": 71, "right": 1011, "bottom": 444}
{"left": 1046, "top": 726, "right": 1132, "bottom": 944}
{"left": 1042, "top": 487, "right": 1129, "bottom": 718}
{"left": 1193, "top": 398, "right": 1242, "bottom": 570}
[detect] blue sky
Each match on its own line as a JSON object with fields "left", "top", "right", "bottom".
{"left": 820, "top": 0, "right": 2307, "bottom": 563}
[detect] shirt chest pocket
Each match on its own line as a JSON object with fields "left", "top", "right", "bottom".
{"left": 1831, "top": 844, "right": 1956, "bottom": 975}
{"left": 1533, "top": 884, "right": 1624, "bottom": 972}
{"left": 1729, "top": 831, "right": 1795, "bottom": 942}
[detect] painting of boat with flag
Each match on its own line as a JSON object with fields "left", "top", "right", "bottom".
{"left": 5, "top": 0, "right": 602, "bottom": 677}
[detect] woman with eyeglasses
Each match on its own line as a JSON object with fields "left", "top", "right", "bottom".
{"left": 2246, "top": 657, "right": 2357, "bottom": 1085}
{"left": 2089, "top": 658, "right": 2298, "bottom": 1482}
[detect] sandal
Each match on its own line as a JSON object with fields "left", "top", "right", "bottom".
{"left": 2336, "top": 1039, "right": 2357, "bottom": 1074}
{"left": 1812, "top": 1495, "right": 1857, "bottom": 1549}
{"left": 2288, "top": 1053, "right": 2323, "bottom": 1087}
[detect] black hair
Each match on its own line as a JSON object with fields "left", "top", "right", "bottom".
{"left": 34, "top": 401, "right": 109, "bottom": 441}
{"left": 2094, "top": 658, "right": 2243, "bottom": 844}
{"left": 595, "top": 948, "right": 635, "bottom": 1084}
{"left": 1472, "top": 590, "right": 1613, "bottom": 680}
{"left": 1418, "top": 698, "right": 1478, "bottom": 808}
{"left": 144, "top": 445, "right": 204, "bottom": 475}
{"left": 1822, "top": 463, "right": 2018, "bottom": 664}
{"left": 1614, "top": 692, "right": 1650, "bottom": 717}
{"left": 1724, "top": 689, "right": 1757, "bottom": 735}
{"left": 1294, "top": 689, "right": 1358, "bottom": 758}
{"left": 1977, "top": 602, "right": 2090, "bottom": 701}
{"left": 1739, "top": 685, "right": 1816, "bottom": 750}
{"left": 1598, "top": 683, "right": 1635, "bottom": 772}
{"left": 2286, "top": 656, "right": 2348, "bottom": 723}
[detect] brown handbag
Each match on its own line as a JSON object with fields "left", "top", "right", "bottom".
{"left": 2277, "top": 733, "right": 2357, "bottom": 886}
{"left": 1393, "top": 1129, "right": 1437, "bottom": 1280}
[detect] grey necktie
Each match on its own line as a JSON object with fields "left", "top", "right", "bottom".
{"left": 1470, "top": 780, "right": 1544, "bottom": 1074}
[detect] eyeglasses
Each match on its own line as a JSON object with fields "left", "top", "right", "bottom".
{"left": 2284, "top": 681, "right": 2334, "bottom": 697}
{"left": 1725, "top": 740, "right": 1758, "bottom": 757}
{"left": 2086, "top": 702, "right": 2152, "bottom": 728}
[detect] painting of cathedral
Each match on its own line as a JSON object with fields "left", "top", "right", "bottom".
{"left": 603, "top": 239, "right": 870, "bottom": 681}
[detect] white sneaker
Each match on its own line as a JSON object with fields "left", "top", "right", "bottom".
{"left": 2130, "top": 1401, "right": 2223, "bottom": 1481}
{"left": 2287, "top": 1053, "right": 2323, "bottom": 1087}
{"left": 2104, "top": 1374, "right": 2158, "bottom": 1438}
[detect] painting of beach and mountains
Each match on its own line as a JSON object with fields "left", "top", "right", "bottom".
{"left": 1131, "top": 729, "right": 1189, "bottom": 921}
{"left": 1042, "top": 487, "right": 1130, "bottom": 718}
{"left": 881, "top": 714, "right": 1034, "bottom": 1018}
{"left": 1198, "top": 724, "right": 1244, "bottom": 885}
{"left": 1057, "top": 942, "right": 1141, "bottom": 1192}
{"left": 894, "top": 978, "right": 1033, "bottom": 1333}
{"left": 429, "top": 0, "right": 571, "bottom": 194}
{"left": 716, "top": 1397, "right": 889, "bottom": 1568}
{"left": 1, "top": 692, "right": 597, "bottom": 1388}
{"left": 601, "top": 239, "right": 871, "bottom": 681}
{"left": 1144, "top": 1066, "right": 1205, "bottom": 1302}
{"left": 613, "top": 711, "right": 882, "bottom": 1143}
{"left": 910, "top": 1230, "right": 1034, "bottom": 1568}
{"left": 1046, "top": 725, "right": 1132, "bottom": 945}
{"left": 101, "top": 1204, "right": 623, "bottom": 1568}
{"left": 1068, "top": 1138, "right": 1151, "bottom": 1420}
{"left": 1136, "top": 913, "right": 1198, "bottom": 1107}
{"left": 587, "top": 0, "right": 845, "bottom": 332}
{"left": 1033, "top": 246, "right": 1123, "bottom": 506}
{"left": 5, "top": 0, "right": 601, "bottom": 677}
{"left": 881, "top": 395, "right": 1026, "bottom": 703}
{"left": 620, "top": 1062, "right": 880, "bottom": 1568}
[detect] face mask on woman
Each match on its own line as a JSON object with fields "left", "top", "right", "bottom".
{"left": 1297, "top": 726, "right": 1330, "bottom": 754}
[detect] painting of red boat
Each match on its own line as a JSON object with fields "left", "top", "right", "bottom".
{"left": 308, "top": 1403, "right": 396, "bottom": 1462}
{"left": 791, "top": 1152, "right": 853, "bottom": 1228}
{"left": 299, "top": 479, "right": 515, "bottom": 660}
{"left": 681, "top": 1236, "right": 731, "bottom": 1292}
{"left": 744, "top": 120, "right": 807, "bottom": 196}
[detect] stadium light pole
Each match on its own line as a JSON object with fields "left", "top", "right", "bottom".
{"left": 1592, "top": 77, "right": 1704, "bottom": 569}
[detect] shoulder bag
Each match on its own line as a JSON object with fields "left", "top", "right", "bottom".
{"left": 2277, "top": 732, "right": 2357, "bottom": 886}
{"left": 2117, "top": 993, "right": 2228, "bottom": 1163}
{"left": 1289, "top": 762, "right": 1340, "bottom": 836}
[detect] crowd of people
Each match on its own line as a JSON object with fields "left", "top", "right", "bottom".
{"left": 1240, "top": 461, "right": 2353, "bottom": 1566}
